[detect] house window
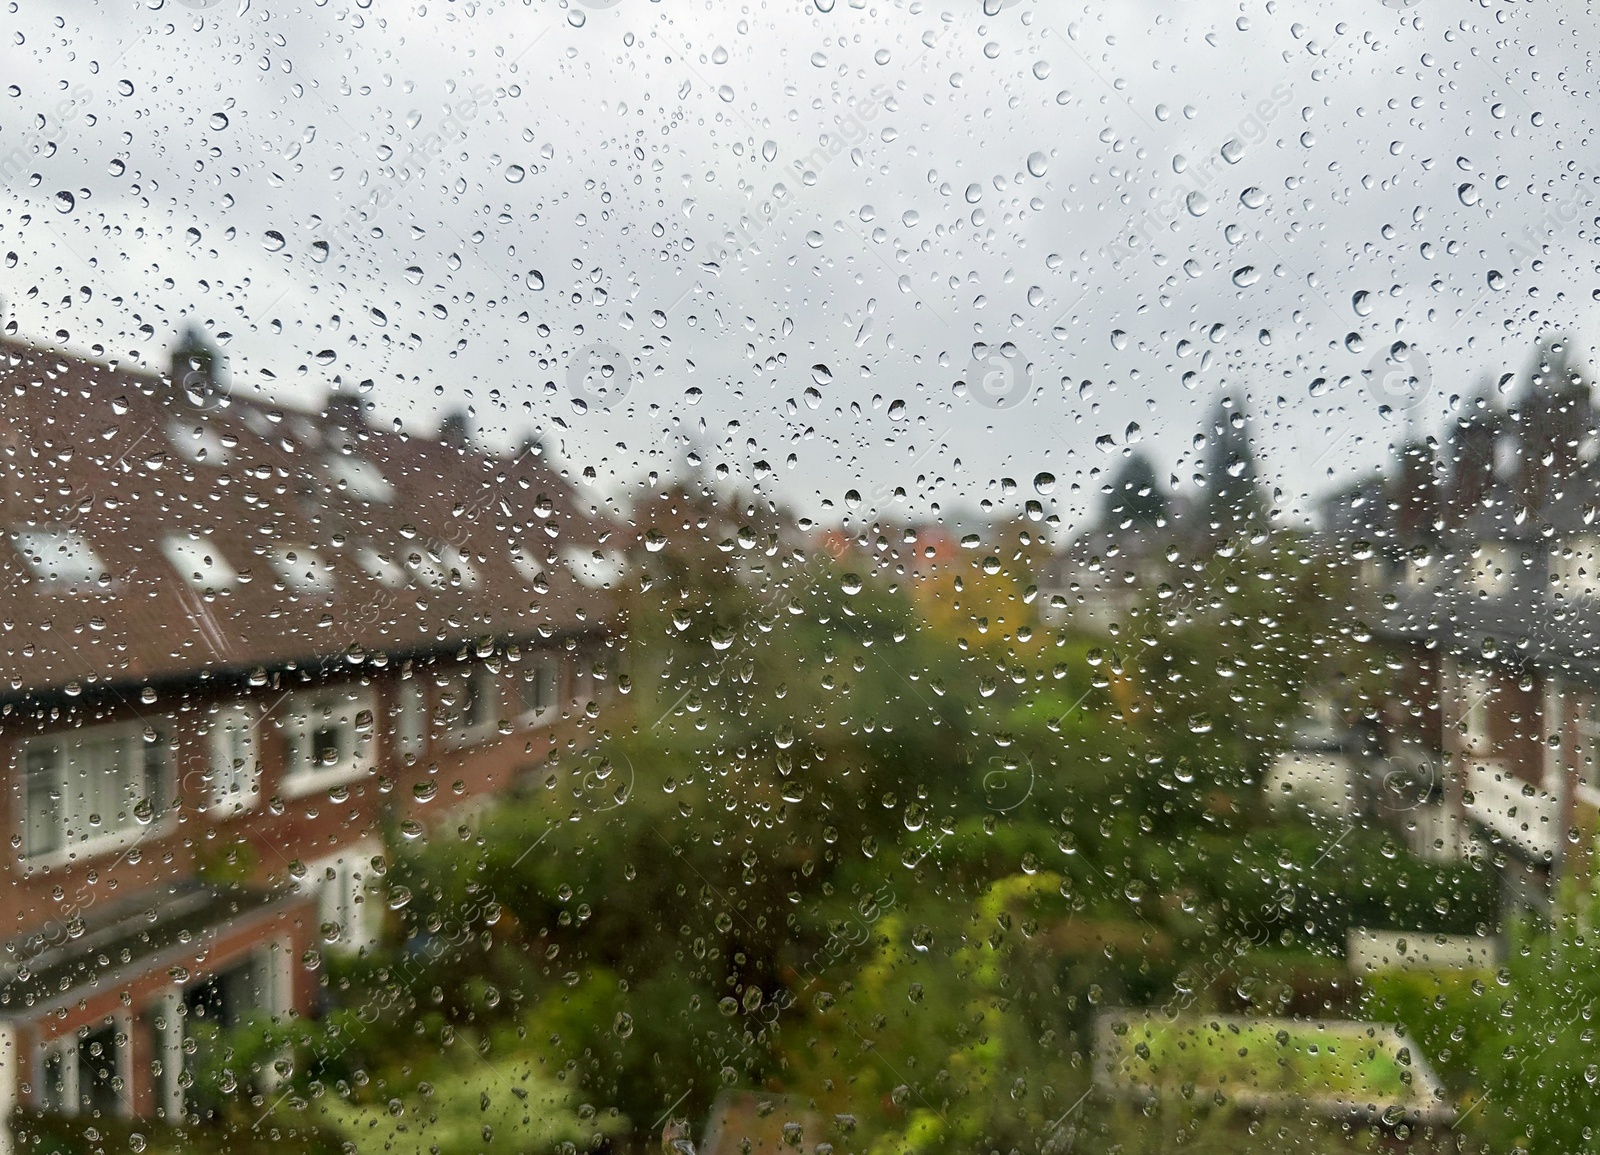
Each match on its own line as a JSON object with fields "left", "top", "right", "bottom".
{"left": 1459, "top": 668, "right": 1495, "bottom": 753}
{"left": 355, "top": 545, "right": 405, "bottom": 588}
{"left": 162, "top": 534, "right": 238, "bottom": 592}
{"left": 296, "top": 852, "right": 379, "bottom": 951}
{"left": 20, "top": 725, "right": 170, "bottom": 860}
{"left": 439, "top": 665, "right": 497, "bottom": 744}
{"left": 38, "top": 1023, "right": 125, "bottom": 1118}
{"left": 280, "top": 688, "right": 376, "bottom": 795}
{"left": 267, "top": 545, "right": 334, "bottom": 595}
{"left": 521, "top": 656, "right": 560, "bottom": 720}
{"left": 406, "top": 541, "right": 480, "bottom": 591}
{"left": 561, "top": 545, "right": 626, "bottom": 589}
{"left": 1469, "top": 543, "right": 1513, "bottom": 597}
{"left": 1553, "top": 535, "right": 1600, "bottom": 599}
{"left": 394, "top": 677, "right": 427, "bottom": 764}
{"left": 166, "top": 419, "right": 232, "bottom": 466}
{"left": 1575, "top": 692, "right": 1600, "bottom": 799}
{"left": 509, "top": 545, "right": 545, "bottom": 585}
{"left": 325, "top": 454, "right": 396, "bottom": 502}
{"left": 206, "top": 704, "right": 259, "bottom": 813}
{"left": 12, "top": 528, "right": 108, "bottom": 587}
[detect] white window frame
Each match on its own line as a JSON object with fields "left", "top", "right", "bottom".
{"left": 297, "top": 844, "right": 381, "bottom": 953}
{"left": 1459, "top": 668, "right": 1495, "bottom": 755}
{"left": 17, "top": 722, "right": 172, "bottom": 865}
{"left": 278, "top": 686, "right": 377, "bottom": 799}
{"left": 394, "top": 677, "right": 427, "bottom": 764}
{"left": 206, "top": 703, "right": 260, "bottom": 814}
{"left": 1574, "top": 688, "right": 1600, "bottom": 808}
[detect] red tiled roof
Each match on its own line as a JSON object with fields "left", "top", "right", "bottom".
{"left": 0, "top": 337, "right": 618, "bottom": 697}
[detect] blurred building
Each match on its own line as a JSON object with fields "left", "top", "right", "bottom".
{"left": 1323, "top": 336, "right": 1600, "bottom": 915}
{"left": 0, "top": 333, "right": 616, "bottom": 1130}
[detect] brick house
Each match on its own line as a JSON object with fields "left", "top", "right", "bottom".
{"left": 1331, "top": 337, "right": 1600, "bottom": 913}
{"left": 0, "top": 333, "right": 617, "bottom": 1136}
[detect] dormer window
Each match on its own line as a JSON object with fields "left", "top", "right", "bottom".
{"left": 162, "top": 534, "right": 237, "bottom": 591}
{"left": 405, "top": 541, "right": 480, "bottom": 591}
{"left": 355, "top": 546, "right": 405, "bottom": 588}
{"left": 167, "top": 419, "right": 233, "bottom": 465}
{"left": 269, "top": 545, "right": 334, "bottom": 594}
{"left": 12, "top": 528, "right": 108, "bottom": 588}
{"left": 509, "top": 545, "right": 545, "bottom": 585}
{"left": 326, "top": 455, "right": 395, "bottom": 503}
{"left": 561, "top": 546, "right": 626, "bottom": 589}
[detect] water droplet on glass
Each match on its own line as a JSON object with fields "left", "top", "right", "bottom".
{"left": 209, "top": 112, "right": 228, "bottom": 131}
{"left": 1026, "top": 151, "right": 1048, "bottom": 177}
{"left": 506, "top": 165, "right": 526, "bottom": 183}
{"left": 1185, "top": 191, "right": 1209, "bottom": 217}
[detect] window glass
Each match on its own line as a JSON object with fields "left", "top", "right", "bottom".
{"left": 206, "top": 703, "right": 259, "bottom": 813}
{"left": 11, "top": 5, "right": 1600, "bottom": 1155}
{"left": 20, "top": 727, "right": 169, "bottom": 859}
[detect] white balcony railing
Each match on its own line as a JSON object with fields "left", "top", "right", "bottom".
{"left": 1464, "top": 761, "right": 1560, "bottom": 861}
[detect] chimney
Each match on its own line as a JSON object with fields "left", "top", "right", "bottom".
{"left": 1447, "top": 392, "right": 1499, "bottom": 527}
{"left": 324, "top": 383, "right": 366, "bottom": 439}
{"left": 1392, "top": 438, "right": 1438, "bottom": 544}
{"left": 170, "top": 326, "right": 224, "bottom": 409}
{"left": 438, "top": 410, "right": 471, "bottom": 451}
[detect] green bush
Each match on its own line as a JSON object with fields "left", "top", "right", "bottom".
{"left": 1359, "top": 967, "right": 1494, "bottom": 1095}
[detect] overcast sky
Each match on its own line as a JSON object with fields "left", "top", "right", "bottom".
{"left": 2, "top": 0, "right": 1594, "bottom": 534}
